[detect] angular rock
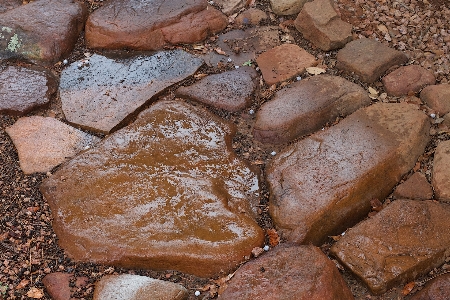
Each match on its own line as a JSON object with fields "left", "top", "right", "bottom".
{"left": 0, "top": 66, "right": 57, "bottom": 115}
{"left": 393, "top": 172, "right": 433, "bottom": 200}
{"left": 382, "top": 65, "right": 435, "bottom": 96}
{"left": 336, "top": 38, "right": 409, "bottom": 83}
{"left": 330, "top": 200, "right": 450, "bottom": 294}
{"left": 60, "top": 50, "right": 203, "bottom": 134}
{"left": 270, "top": 0, "right": 308, "bottom": 16}
{"left": 294, "top": 0, "right": 353, "bottom": 51}
{"left": 256, "top": 44, "right": 317, "bottom": 85}
{"left": 218, "top": 245, "right": 354, "bottom": 300}
{"left": 93, "top": 275, "right": 188, "bottom": 300}
{"left": 175, "top": 67, "right": 258, "bottom": 111}
{"left": 432, "top": 140, "right": 450, "bottom": 202}
{"left": 85, "top": 0, "right": 227, "bottom": 51}
{"left": 235, "top": 8, "right": 268, "bottom": 26}
{"left": 420, "top": 84, "right": 450, "bottom": 115}
{"left": 267, "top": 103, "right": 430, "bottom": 245}
{"left": 214, "top": 0, "right": 246, "bottom": 15}
{"left": 0, "top": 0, "right": 21, "bottom": 13}
{"left": 40, "top": 100, "right": 264, "bottom": 278}
{"left": 0, "top": 0, "right": 87, "bottom": 66}
{"left": 410, "top": 273, "right": 450, "bottom": 300}
{"left": 5, "top": 116, "right": 100, "bottom": 174}
{"left": 42, "top": 273, "right": 72, "bottom": 300}
{"left": 253, "top": 75, "right": 371, "bottom": 144}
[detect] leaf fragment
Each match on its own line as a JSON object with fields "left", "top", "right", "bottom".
{"left": 306, "top": 67, "right": 326, "bottom": 75}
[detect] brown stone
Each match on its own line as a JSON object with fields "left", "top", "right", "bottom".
{"left": 330, "top": 200, "right": 450, "bottom": 294}
{"left": 270, "top": 0, "right": 308, "bottom": 15}
{"left": 40, "top": 100, "right": 264, "bottom": 278}
{"left": 214, "top": 0, "right": 246, "bottom": 15}
{"left": 0, "top": 0, "right": 21, "bottom": 13}
{"left": 294, "top": 0, "right": 353, "bottom": 51}
{"left": 432, "top": 140, "right": 450, "bottom": 202}
{"left": 410, "top": 273, "right": 450, "bottom": 300}
{"left": 5, "top": 116, "right": 100, "bottom": 174}
{"left": 218, "top": 245, "right": 354, "bottom": 300}
{"left": 253, "top": 75, "right": 370, "bottom": 144}
{"left": 267, "top": 103, "right": 430, "bottom": 245}
{"left": 393, "top": 172, "right": 433, "bottom": 200}
{"left": 85, "top": 0, "right": 227, "bottom": 51}
{"left": 0, "top": 0, "right": 87, "bottom": 66}
{"left": 256, "top": 44, "right": 317, "bottom": 85}
{"left": 336, "top": 38, "right": 409, "bottom": 83}
{"left": 383, "top": 65, "right": 436, "bottom": 96}
{"left": 42, "top": 273, "right": 72, "bottom": 300}
{"left": 420, "top": 84, "right": 450, "bottom": 115}
{"left": 235, "top": 8, "right": 268, "bottom": 26}
{"left": 175, "top": 67, "right": 258, "bottom": 112}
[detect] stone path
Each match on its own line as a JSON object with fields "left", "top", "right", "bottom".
{"left": 1, "top": 0, "right": 450, "bottom": 299}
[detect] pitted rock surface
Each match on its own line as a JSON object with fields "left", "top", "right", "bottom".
{"left": 93, "top": 275, "right": 188, "bottom": 300}
{"left": 420, "top": 84, "right": 450, "bottom": 115}
{"left": 330, "top": 200, "right": 450, "bottom": 295}
{"left": 253, "top": 75, "right": 370, "bottom": 144}
{"left": 0, "top": 0, "right": 21, "bottom": 13}
{"left": 294, "top": 0, "right": 353, "bottom": 51}
{"left": 175, "top": 67, "right": 258, "bottom": 111}
{"left": 410, "top": 273, "right": 450, "bottom": 300}
{"left": 270, "top": 0, "right": 308, "bottom": 16}
{"left": 382, "top": 65, "right": 435, "bottom": 96}
{"left": 59, "top": 50, "right": 203, "bottom": 134}
{"left": 5, "top": 116, "right": 100, "bottom": 174}
{"left": 267, "top": 103, "right": 430, "bottom": 245}
{"left": 393, "top": 172, "right": 433, "bottom": 200}
{"left": 0, "top": 66, "right": 57, "bottom": 115}
{"left": 336, "top": 38, "right": 408, "bottom": 83}
{"left": 256, "top": 44, "right": 317, "bottom": 85}
{"left": 0, "top": 0, "right": 87, "bottom": 65}
{"left": 40, "top": 100, "right": 264, "bottom": 278}
{"left": 214, "top": 0, "right": 246, "bottom": 15}
{"left": 42, "top": 273, "right": 73, "bottom": 300}
{"left": 85, "top": 0, "right": 227, "bottom": 51}
{"left": 235, "top": 8, "right": 268, "bottom": 26}
{"left": 218, "top": 245, "right": 354, "bottom": 300}
{"left": 432, "top": 140, "right": 450, "bottom": 202}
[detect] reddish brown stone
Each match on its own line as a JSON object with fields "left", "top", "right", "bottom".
{"left": 331, "top": 200, "right": 450, "bottom": 294}
{"left": 410, "top": 273, "right": 450, "bottom": 300}
{"left": 432, "top": 140, "right": 450, "bottom": 202}
{"left": 383, "top": 65, "right": 435, "bottom": 96}
{"left": 235, "top": 8, "right": 268, "bottom": 26}
{"left": 42, "top": 273, "right": 72, "bottom": 300}
{"left": 420, "top": 84, "right": 450, "bottom": 115}
{"left": 393, "top": 172, "right": 433, "bottom": 200}
{"left": 218, "top": 245, "right": 354, "bottom": 300}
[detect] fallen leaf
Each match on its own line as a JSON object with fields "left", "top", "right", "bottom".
{"left": 194, "top": 73, "right": 208, "bottom": 80}
{"left": 251, "top": 247, "right": 264, "bottom": 258}
{"left": 402, "top": 281, "right": 415, "bottom": 296}
{"left": 370, "top": 198, "right": 383, "bottom": 212}
{"left": 266, "top": 229, "right": 280, "bottom": 246}
{"left": 214, "top": 47, "right": 227, "bottom": 56}
{"left": 377, "top": 24, "right": 389, "bottom": 34}
{"left": 368, "top": 87, "right": 378, "bottom": 95}
{"left": 16, "top": 279, "right": 29, "bottom": 290}
{"left": 26, "top": 287, "right": 44, "bottom": 299}
{"left": 193, "top": 45, "right": 205, "bottom": 50}
{"left": 306, "top": 67, "right": 326, "bottom": 75}
{"left": 252, "top": 160, "right": 264, "bottom": 165}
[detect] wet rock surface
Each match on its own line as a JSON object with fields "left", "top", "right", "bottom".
{"left": 393, "top": 172, "right": 433, "bottom": 200}
{"left": 382, "top": 65, "right": 436, "bottom": 96}
{"left": 420, "top": 84, "right": 450, "bottom": 115}
{"left": 432, "top": 140, "right": 450, "bottom": 202}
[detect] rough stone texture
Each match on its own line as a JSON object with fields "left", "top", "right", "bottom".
{"left": 0, "top": 0, "right": 87, "bottom": 66}
{"left": 270, "top": 0, "right": 308, "bottom": 16}
{"left": 218, "top": 245, "right": 354, "bottom": 300}
{"left": 42, "top": 273, "right": 72, "bottom": 300}
{"left": 382, "top": 65, "right": 436, "bottom": 96}
{"left": 85, "top": 0, "right": 227, "bottom": 51}
{"left": 253, "top": 75, "right": 370, "bottom": 144}
{"left": 410, "top": 273, "right": 450, "bottom": 300}
{"left": 432, "top": 140, "right": 450, "bottom": 202}
{"left": 336, "top": 38, "right": 409, "bottom": 83}
{"left": 331, "top": 200, "right": 450, "bottom": 295}
{"left": 235, "top": 8, "right": 268, "bottom": 26}
{"left": 59, "top": 51, "right": 203, "bottom": 134}
{"left": 294, "top": 0, "right": 353, "bottom": 51}
{"left": 420, "top": 84, "right": 450, "bottom": 115}
{"left": 393, "top": 172, "right": 433, "bottom": 200}
{"left": 214, "top": 0, "right": 246, "bottom": 15}
{"left": 40, "top": 100, "right": 264, "bottom": 278}
{"left": 175, "top": 67, "right": 258, "bottom": 111}
{"left": 267, "top": 103, "right": 430, "bottom": 245}
{"left": 256, "top": 44, "right": 317, "bottom": 85}
{"left": 0, "top": 66, "right": 57, "bottom": 115}
{"left": 5, "top": 116, "right": 100, "bottom": 174}
{"left": 93, "top": 275, "right": 188, "bottom": 300}
{"left": 0, "top": 0, "right": 21, "bottom": 13}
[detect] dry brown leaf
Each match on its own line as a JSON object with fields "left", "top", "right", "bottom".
{"left": 252, "top": 160, "right": 264, "bottom": 165}
{"left": 370, "top": 198, "right": 383, "bottom": 212}
{"left": 0, "top": 232, "right": 8, "bottom": 241}
{"left": 368, "top": 87, "right": 378, "bottom": 95}
{"left": 214, "top": 47, "right": 227, "bottom": 56}
{"left": 377, "top": 24, "right": 389, "bottom": 34}
{"left": 306, "top": 67, "right": 326, "bottom": 75}
{"left": 194, "top": 73, "right": 208, "bottom": 80}
{"left": 26, "top": 287, "right": 44, "bottom": 299}
{"left": 402, "top": 281, "right": 415, "bottom": 296}
{"left": 16, "top": 279, "right": 30, "bottom": 290}
{"left": 266, "top": 229, "right": 280, "bottom": 246}
{"left": 193, "top": 45, "right": 205, "bottom": 50}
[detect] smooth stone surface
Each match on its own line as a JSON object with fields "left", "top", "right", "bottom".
{"left": 253, "top": 75, "right": 370, "bottom": 144}
{"left": 0, "top": 0, "right": 87, "bottom": 65}
{"left": 336, "top": 38, "right": 409, "bottom": 83}
{"left": 410, "top": 273, "right": 450, "bottom": 300}
{"left": 235, "top": 8, "right": 268, "bottom": 26}
{"left": 331, "top": 200, "right": 450, "bottom": 295}
{"left": 60, "top": 51, "right": 203, "bottom": 134}
{"left": 256, "top": 44, "right": 317, "bottom": 85}
{"left": 267, "top": 103, "right": 430, "bottom": 245}
{"left": 0, "top": 0, "right": 21, "bottom": 13}
{"left": 382, "top": 65, "right": 436, "bottom": 96}
{"left": 42, "top": 273, "right": 72, "bottom": 300}
{"left": 393, "top": 172, "right": 433, "bottom": 200}
{"left": 40, "top": 100, "right": 264, "bottom": 278}
{"left": 93, "top": 275, "right": 188, "bottom": 300}
{"left": 5, "top": 116, "right": 100, "bottom": 174}
{"left": 214, "top": 0, "right": 246, "bottom": 15}
{"left": 270, "top": 0, "right": 308, "bottom": 16}
{"left": 294, "top": 0, "right": 353, "bottom": 51}
{"left": 218, "top": 245, "right": 354, "bottom": 300}
{"left": 420, "top": 84, "right": 450, "bottom": 115}
{"left": 0, "top": 66, "right": 57, "bottom": 115}
{"left": 175, "top": 67, "right": 258, "bottom": 111}
{"left": 432, "top": 140, "right": 450, "bottom": 202}
{"left": 85, "top": 0, "right": 227, "bottom": 51}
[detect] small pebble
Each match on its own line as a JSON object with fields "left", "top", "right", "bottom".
{"left": 227, "top": 57, "right": 232, "bottom": 62}
{"left": 62, "top": 59, "right": 68, "bottom": 64}
{"left": 194, "top": 291, "right": 201, "bottom": 297}
{"left": 430, "top": 113, "right": 436, "bottom": 118}
{"left": 235, "top": 65, "right": 240, "bottom": 69}
{"left": 270, "top": 151, "right": 276, "bottom": 156}
{"left": 263, "top": 245, "right": 270, "bottom": 251}
{"left": 296, "top": 76, "right": 302, "bottom": 81}
{"left": 77, "top": 63, "right": 83, "bottom": 68}
{"left": 249, "top": 109, "right": 255, "bottom": 115}
{"left": 255, "top": 67, "right": 260, "bottom": 71}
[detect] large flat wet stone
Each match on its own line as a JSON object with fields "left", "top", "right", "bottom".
{"left": 218, "top": 245, "right": 354, "bottom": 300}
{"left": 85, "top": 0, "right": 227, "bottom": 51}
{"left": 5, "top": 116, "right": 100, "bottom": 174}
{"left": 432, "top": 140, "right": 450, "bottom": 202}
{"left": 60, "top": 51, "right": 203, "bottom": 134}
{"left": 330, "top": 200, "right": 450, "bottom": 295}
{"left": 40, "top": 100, "right": 264, "bottom": 278}
{"left": 0, "top": 66, "right": 57, "bottom": 115}
{"left": 0, "top": 0, "right": 87, "bottom": 66}
{"left": 175, "top": 67, "right": 258, "bottom": 111}
{"left": 253, "top": 75, "right": 370, "bottom": 144}
{"left": 267, "top": 103, "right": 430, "bottom": 245}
